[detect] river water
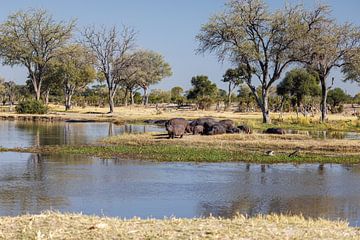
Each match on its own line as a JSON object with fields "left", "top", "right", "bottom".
{"left": 1, "top": 152, "right": 360, "bottom": 226}
{"left": 0, "top": 120, "right": 164, "bottom": 148}
{"left": 0, "top": 120, "right": 360, "bottom": 226}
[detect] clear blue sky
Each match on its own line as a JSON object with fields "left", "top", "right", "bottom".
{"left": 1, "top": 0, "right": 360, "bottom": 95}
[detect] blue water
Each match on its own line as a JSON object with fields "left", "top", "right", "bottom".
{"left": 1, "top": 152, "right": 360, "bottom": 226}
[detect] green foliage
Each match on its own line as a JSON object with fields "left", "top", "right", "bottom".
{"left": 277, "top": 69, "right": 320, "bottom": 108}
{"left": 170, "top": 86, "right": 185, "bottom": 105}
{"left": 187, "top": 75, "right": 218, "bottom": 109}
{"left": 15, "top": 99, "right": 48, "bottom": 114}
{"left": 327, "top": 88, "right": 351, "bottom": 113}
{"left": 148, "top": 89, "right": 171, "bottom": 104}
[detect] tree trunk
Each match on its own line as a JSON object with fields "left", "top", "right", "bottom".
{"left": 320, "top": 79, "right": 328, "bottom": 122}
{"left": 108, "top": 89, "right": 115, "bottom": 113}
{"left": 130, "top": 89, "right": 135, "bottom": 105}
{"left": 143, "top": 87, "right": 148, "bottom": 106}
{"left": 227, "top": 82, "right": 232, "bottom": 109}
{"left": 261, "top": 90, "right": 271, "bottom": 124}
{"left": 44, "top": 89, "right": 50, "bottom": 105}
{"left": 65, "top": 93, "right": 73, "bottom": 111}
{"left": 124, "top": 88, "right": 128, "bottom": 107}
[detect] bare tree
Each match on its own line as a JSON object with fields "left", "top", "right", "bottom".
{"left": 0, "top": 9, "right": 75, "bottom": 101}
{"left": 196, "top": 0, "right": 324, "bottom": 123}
{"left": 82, "top": 25, "right": 136, "bottom": 113}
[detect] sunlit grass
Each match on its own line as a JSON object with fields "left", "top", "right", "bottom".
{"left": 0, "top": 211, "right": 357, "bottom": 240}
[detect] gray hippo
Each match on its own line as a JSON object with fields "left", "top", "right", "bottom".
{"left": 219, "top": 119, "right": 235, "bottom": 131}
{"left": 189, "top": 118, "right": 218, "bottom": 134}
{"left": 226, "top": 127, "right": 241, "bottom": 134}
{"left": 206, "top": 123, "right": 227, "bottom": 135}
{"left": 165, "top": 118, "right": 188, "bottom": 139}
{"left": 238, "top": 125, "right": 252, "bottom": 134}
{"left": 264, "top": 128, "right": 286, "bottom": 135}
{"left": 193, "top": 125, "right": 204, "bottom": 135}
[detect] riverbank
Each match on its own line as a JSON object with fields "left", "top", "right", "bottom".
{"left": 0, "top": 105, "right": 360, "bottom": 133}
{"left": 0, "top": 212, "right": 357, "bottom": 240}
{"left": 3, "top": 132, "right": 360, "bottom": 164}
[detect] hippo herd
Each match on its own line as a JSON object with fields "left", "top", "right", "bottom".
{"left": 163, "top": 117, "right": 286, "bottom": 139}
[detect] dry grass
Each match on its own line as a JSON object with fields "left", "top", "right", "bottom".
{"left": 0, "top": 212, "right": 358, "bottom": 240}
{"left": 1, "top": 104, "right": 358, "bottom": 123}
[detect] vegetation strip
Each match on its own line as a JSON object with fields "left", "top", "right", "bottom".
{"left": 1, "top": 133, "right": 359, "bottom": 164}
{"left": 0, "top": 212, "right": 358, "bottom": 240}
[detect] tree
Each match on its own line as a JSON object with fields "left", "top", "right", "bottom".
{"left": 327, "top": 88, "right": 350, "bottom": 113}
{"left": 299, "top": 6, "right": 360, "bottom": 121}
{"left": 277, "top": 69, "right": 320, "bottom": 115}
{"left": 170, "top": 86, "right": 185, "bottom": 105}
{"left": 134, "top": 50, "right": 172, "bottom": 105}
{"left": 197, "top": 0, "right": 325, "bottom": 123}
{"left": 238, "top": 84, "right": 256, "bottom": 112}
{"left": 47, "top": 44, "right": 97, "bottom": 110}
{"left": 4, "top": 81, "right": 17, "bottom": 110}
{"left": 222, "top": 67, "right": 246, "bottom": 107}
{"left": 82, "top": 25, "right": 136, "bottom": 113}
{"left": 148, "top": 89, "right": 171, "bottom": 104}
{"left": 0, "top": 9, "right": 75, "bottom": 100}
{"left": 187, "top": 75, "right": 218, "bottom": 110}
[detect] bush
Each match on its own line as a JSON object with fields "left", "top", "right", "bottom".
{"left": 16, "top": 99, "right": 48, "bottom": 114}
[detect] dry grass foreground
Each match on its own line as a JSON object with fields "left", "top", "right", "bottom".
{"left": 0, "top": 212, "right": 358, "bottom": 240}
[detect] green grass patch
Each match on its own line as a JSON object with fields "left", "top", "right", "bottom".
{"left": 2, "top": 143, "right": 359, "bottom": 164}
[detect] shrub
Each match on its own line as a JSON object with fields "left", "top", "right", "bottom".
{"left": 16, "top": 99, "right": 48, "bottom": 114}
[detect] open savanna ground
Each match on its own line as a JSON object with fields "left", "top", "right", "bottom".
{"left": 0, "top": 212, "right": 358, "bottom": 240}
{"left": 1, "top": 104, "right": 360, "bottom": 132}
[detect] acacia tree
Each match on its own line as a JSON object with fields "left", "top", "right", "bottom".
{"left": 82, "top": 25, "right": 136, "bottom": 113}
{"left": 0, "top": 9, "right": 75, "bottom": 101}
{"left": 299, "top": 7, "right": 360, "bottom": 122}
{"left": 134, "top": 50, "right": 172, "bottom": 105}
{"left": 196, "top": 0, "right": 324, "bottom": 123}
{"left": 48, "top": 45, "right": 96, "bottom": 110}
{"left": 222, "top": 67, "right": 246, "bottom": 107}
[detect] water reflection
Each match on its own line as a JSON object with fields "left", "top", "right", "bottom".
{"left": 1, "top": 153, "right": 360, "bottom": 226}
{"left": 0, "top": 121, "right": 165, "bottom": 148}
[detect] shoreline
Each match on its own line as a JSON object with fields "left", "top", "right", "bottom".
{"left": 2, "top": 132, "right": 359, "bottom": 164}
{"left": 0, "top": 212, "right": 357, "bottom": 239}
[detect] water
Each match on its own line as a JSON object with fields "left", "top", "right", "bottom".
{"left": 1, "top": 152, "right": 360, "bottom": 226}
{"left": 0, "top": 120, "right": 164, "bottom": 148}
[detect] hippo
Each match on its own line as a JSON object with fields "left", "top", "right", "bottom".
{"left": 193, "top": 125, "right": 204, "bottom": 135}
{"left": 264, "top": 128, "right": 286, "bottom": 135}
{"left": 206, "top": 123, "right": 227, "bottom": 135}
{"left": 203, "top": 121, "right": 219, "bottom": 135}
{"left": 226, "top": 127, "right": 241, "bottom": 134}
{"left": 219, "top": 119, "right": 235, "bottom": 131}
{"left": 165, "top": 118, "right": 188, "bottom": 139}
{"left": 189, "top": 117, "right": 217, "bottom": 130}
{"left": 238, "top": 125, "right": 252, "bottom": 134}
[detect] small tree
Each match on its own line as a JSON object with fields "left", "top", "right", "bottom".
{"left": 187, "top": 75, "right": 218, "bottom": 110}
{"left": 238, "top": 84, "right": 256, "bottom": 112}
{"left": 0, "top": 9, "right": 75, "bottom": 100}
{"left": 170, "top": 86, "right": 185, "bottom": 106}
{"left": 48, "top": 44, "right": 97, "bottom": 110}
{"left": 134, "top": 50, "right": 172, "bottom": 105}
{"left": 222, "top": 67, "right": 246, "bottom": 107}
{"left": 82, "top": 25, "right": 136, "bottom": 113}
{"left": 277, "top": 69, "right": 320, "bottom": 115}
{"left": 327, "top": 88, "right": 350, "bottom": 113}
